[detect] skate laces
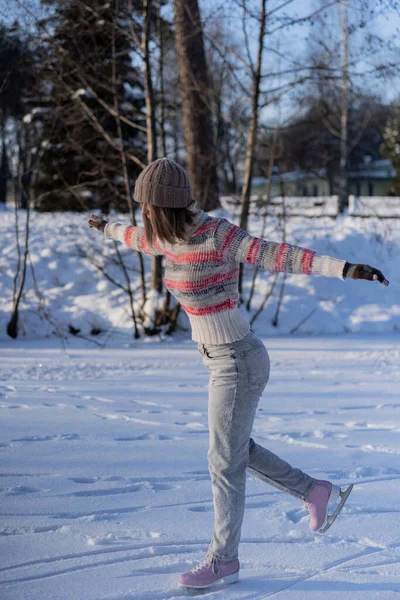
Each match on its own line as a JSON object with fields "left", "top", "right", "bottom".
{"left": 190, "top": 556, "right": 220, "bottom": 575}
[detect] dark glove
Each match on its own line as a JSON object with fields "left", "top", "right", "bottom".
{"left": 88, "top": 214, "right": 108, "bottom": 232}
{"left": 343, "top": 263, "right": 389, "bottom": 287}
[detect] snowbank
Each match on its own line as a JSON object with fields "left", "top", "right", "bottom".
{"left": 1, "top": 205, "right": 398, "bottom": 341}
{"left": 349, "top": 196, "right": 400, "bottom": 218}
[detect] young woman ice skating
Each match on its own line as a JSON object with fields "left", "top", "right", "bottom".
{"left": 88, "top": 157, "right": 389, "bottom": 590}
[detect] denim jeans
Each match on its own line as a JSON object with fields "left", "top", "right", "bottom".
{"left": 197, "top": 330, "right": 316, "bottom": 560}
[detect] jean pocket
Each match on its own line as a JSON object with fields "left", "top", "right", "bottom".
{"left": 242, "top": 346, "right": 270, "bottom": 387}
{"left": 202, "top": 345, "right": 236, "bottom": 360}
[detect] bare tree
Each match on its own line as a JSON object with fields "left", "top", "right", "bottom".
{"left": 157, "top": 1, "right": 168, "bottom": 158}
{"left": 173, "top": 0, "right": 219, "bottom": 211}
{"left": 237, "top": 0, "right": 267, "bottom": 294}
{"left": 304, "top": 0, "right": 400, "bottom": 211}
{"left": 141, "top": 0, "right": 164, "bottom": 299}
{"left": 246, "top": 126, "right": 279, "bottom": 312}
{"left": 7, "top": 171, "right": 32, "bottom": 338}
{"left": 203, "top": 20, "right": 250, "bottom": 195}
{"left": 338, "top": 0, "right": 349, "bottom": 214}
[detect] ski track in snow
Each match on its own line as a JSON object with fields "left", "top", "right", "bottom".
{"left": 0, "top": 337, "right": 399, "bottom": 599}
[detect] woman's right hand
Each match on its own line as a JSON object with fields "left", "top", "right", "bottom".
{"left": 343, "top": 263, "right": 389, "bottom": 286}
{"left": 88, "top": 214, "right": 108, "bottom": 232}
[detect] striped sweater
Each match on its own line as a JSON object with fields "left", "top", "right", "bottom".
{"left": 104, "top": 210, "right": 347, "bottom": 344}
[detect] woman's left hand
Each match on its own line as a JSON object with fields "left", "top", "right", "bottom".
{"left": 344, "top": 263, "right": 389, "bottom": 286}
{"left": 88, "top": 214, "right": 108, "bottom": 232}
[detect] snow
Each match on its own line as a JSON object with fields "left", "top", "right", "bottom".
{"left": 23, "top": 108, "right": 52, "bottom": 124}
{"left": 1, "top": 203, "right": 398, "bottom": 341}
{"left": 0, "top": 335, "right": 399, "bottom": 598}
{"left": 258, "top": 196, "right": 338, "bottom": 217}
{"left": 72, "top": 89, "right": 90, "bottom": 100}
{"left": 349, "top": 196, "right": 400, "bottom": 218}
{"left": 1, "top": 201, "right": 400, "bottom": 597}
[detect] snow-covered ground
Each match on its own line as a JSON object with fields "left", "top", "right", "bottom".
{"left": 1, "top": 203, "right": 399, "bottom": 597}
{"left": 1, "top": 202, "right": 399, "bottom": 341}
{"left": 1, "top": 334, "right": 399, "bottom": 599}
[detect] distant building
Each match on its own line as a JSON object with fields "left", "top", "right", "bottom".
{"left": 247, "top": 159, "right": 396, "bottom": 198}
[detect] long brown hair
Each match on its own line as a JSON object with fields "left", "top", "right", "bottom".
{"left": 142, "top": 204, "right": 197, "bottom": 245}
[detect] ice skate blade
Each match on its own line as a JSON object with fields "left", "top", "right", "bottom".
{"left": 179, "top": 571, "right": 239, "bottom": 589}
{"left": 319, "top": 484, "right": 353, "bottom": 533}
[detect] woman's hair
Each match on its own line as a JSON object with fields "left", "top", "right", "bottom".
{"left": 142, "top": 204, "right": 196, "bottom": 245}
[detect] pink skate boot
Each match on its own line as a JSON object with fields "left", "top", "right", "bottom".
{"left": 305, "top": 479, "right": 353, "bottom": 533}
{"left": 179, "top": 555, "right": 240, "bottom": 589}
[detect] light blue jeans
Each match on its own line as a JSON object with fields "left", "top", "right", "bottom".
{"left": 198, "top": 330, "right": 316, "bottom": 560}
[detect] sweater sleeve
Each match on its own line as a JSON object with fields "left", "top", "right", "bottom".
{"left": 214, "top": 218, "right": 346, "bottom": 279}
{"left": 103, "top": 222, "right": 164, "bottom": 256}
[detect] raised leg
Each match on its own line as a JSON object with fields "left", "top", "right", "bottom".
{"left": 247, "top": 438, "right": 315, "bottom": 501}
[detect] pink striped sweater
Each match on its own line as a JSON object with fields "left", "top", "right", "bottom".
{"left": 104, "top": 210, "right": 347, "bottom": 344}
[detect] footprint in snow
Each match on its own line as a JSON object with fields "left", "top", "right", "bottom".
{"left": 377, "top": 403, "right": 400, "bottom": 409}
{"left": 87, "top": 530, "right": 160, "bottom": 546}
{"left": 81, "top": 395, "right": 114, "bottom": 404}
{"left": 246, "top": 500, "right": 274, "bottom": 509}
{"left": 0, "top": 524, "right": 61, "bottom": 536}
{"left": 0, "top": 385, "right": 17, "bottom": 395}
{"left": 12, "top": 435, "right": 54, "bottom": 442}
{"left": 184, "top": 470, "right": 209, "bottom": 475}
{"left": 131, "top": 399, "right": 173, "bottom": 409}
{"left": 68, "top": 481, "right": 176, "bottom": 497}
{"left": 68, "top": 475, "right": 137, "bottom": 485}
{"left": 340, "top": 404, "right": 376, "bottom": 411}
{"left": 285, "top": 507, "right": 307, "bottom": 525}
{"left": 69, "top": 484, "right": 146, "bottom": 497}
{"left": 11, "top": 433, "right": 80, "bottom": 442}
{"left": 188, "top": 505, "right": 213, "bottom": 513}
{"left": 87, "top": 533, "right": 129, "bottom": 546}
{"left": 151, "top": 483, "right": 175, "bottom": 491}
{"left": 4, "top": 486, "right": 41, "bottom": 495}
{"left": 114, "top": 433, "right": 174, "bottom": 441}
{"left": 69, "top": 477, "right": 98, "bottom": 484}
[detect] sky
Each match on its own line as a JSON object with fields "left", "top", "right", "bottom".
{"left": 199, "top": 0, "right": 400, "bottom": 128}
{"left": 2, "top": 0, "right": 400, "bottom": 123}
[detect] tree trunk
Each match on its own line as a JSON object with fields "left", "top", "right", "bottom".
{"left": 338, "top": 0, "right": 349, "bottom": 214}
{"left": 143, "top": 0, "right": 157, "bottom": 165}
{"left": 238, "top": 0, "right": 267, "bottom": 294}
{"left": 15, "top": 121, "right": 25, "bottom": 209}
{"left": 246, "top": 126, "right": 278, "bottom": 312}
{"left": 157, "top": 2, "right": 167, "bottom": 158}
{"left": 142, "top": 0, "right": 163, "bottom": 295}
{"left": 0, "top": 117, "right": 8, "bottom": 204}
{"left": 7, "top": 172, "right": 32, "bottom": 339}
{"left": 111, "top": 3, "right": 147, "bottom": 309}
{"left": 173, "top": 0, "right": 219, "bottom": 211}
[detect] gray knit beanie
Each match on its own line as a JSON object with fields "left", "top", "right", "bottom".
{"left": 134, "top": 158, "right": 193, "bottom": 208}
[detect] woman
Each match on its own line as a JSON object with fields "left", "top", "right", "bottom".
{"left": 89, "top": 157, "right": 388, "bottom": 590}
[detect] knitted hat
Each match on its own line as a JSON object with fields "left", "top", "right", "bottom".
{"left": 134, "top": 158, "right": 193, "bottom": 208}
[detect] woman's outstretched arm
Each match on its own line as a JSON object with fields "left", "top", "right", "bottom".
{"left": 214, "top": 218, "right": 389, "bottom": 285}
{"left": 88, "top": 214, "right": 164, "bottom": 256}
